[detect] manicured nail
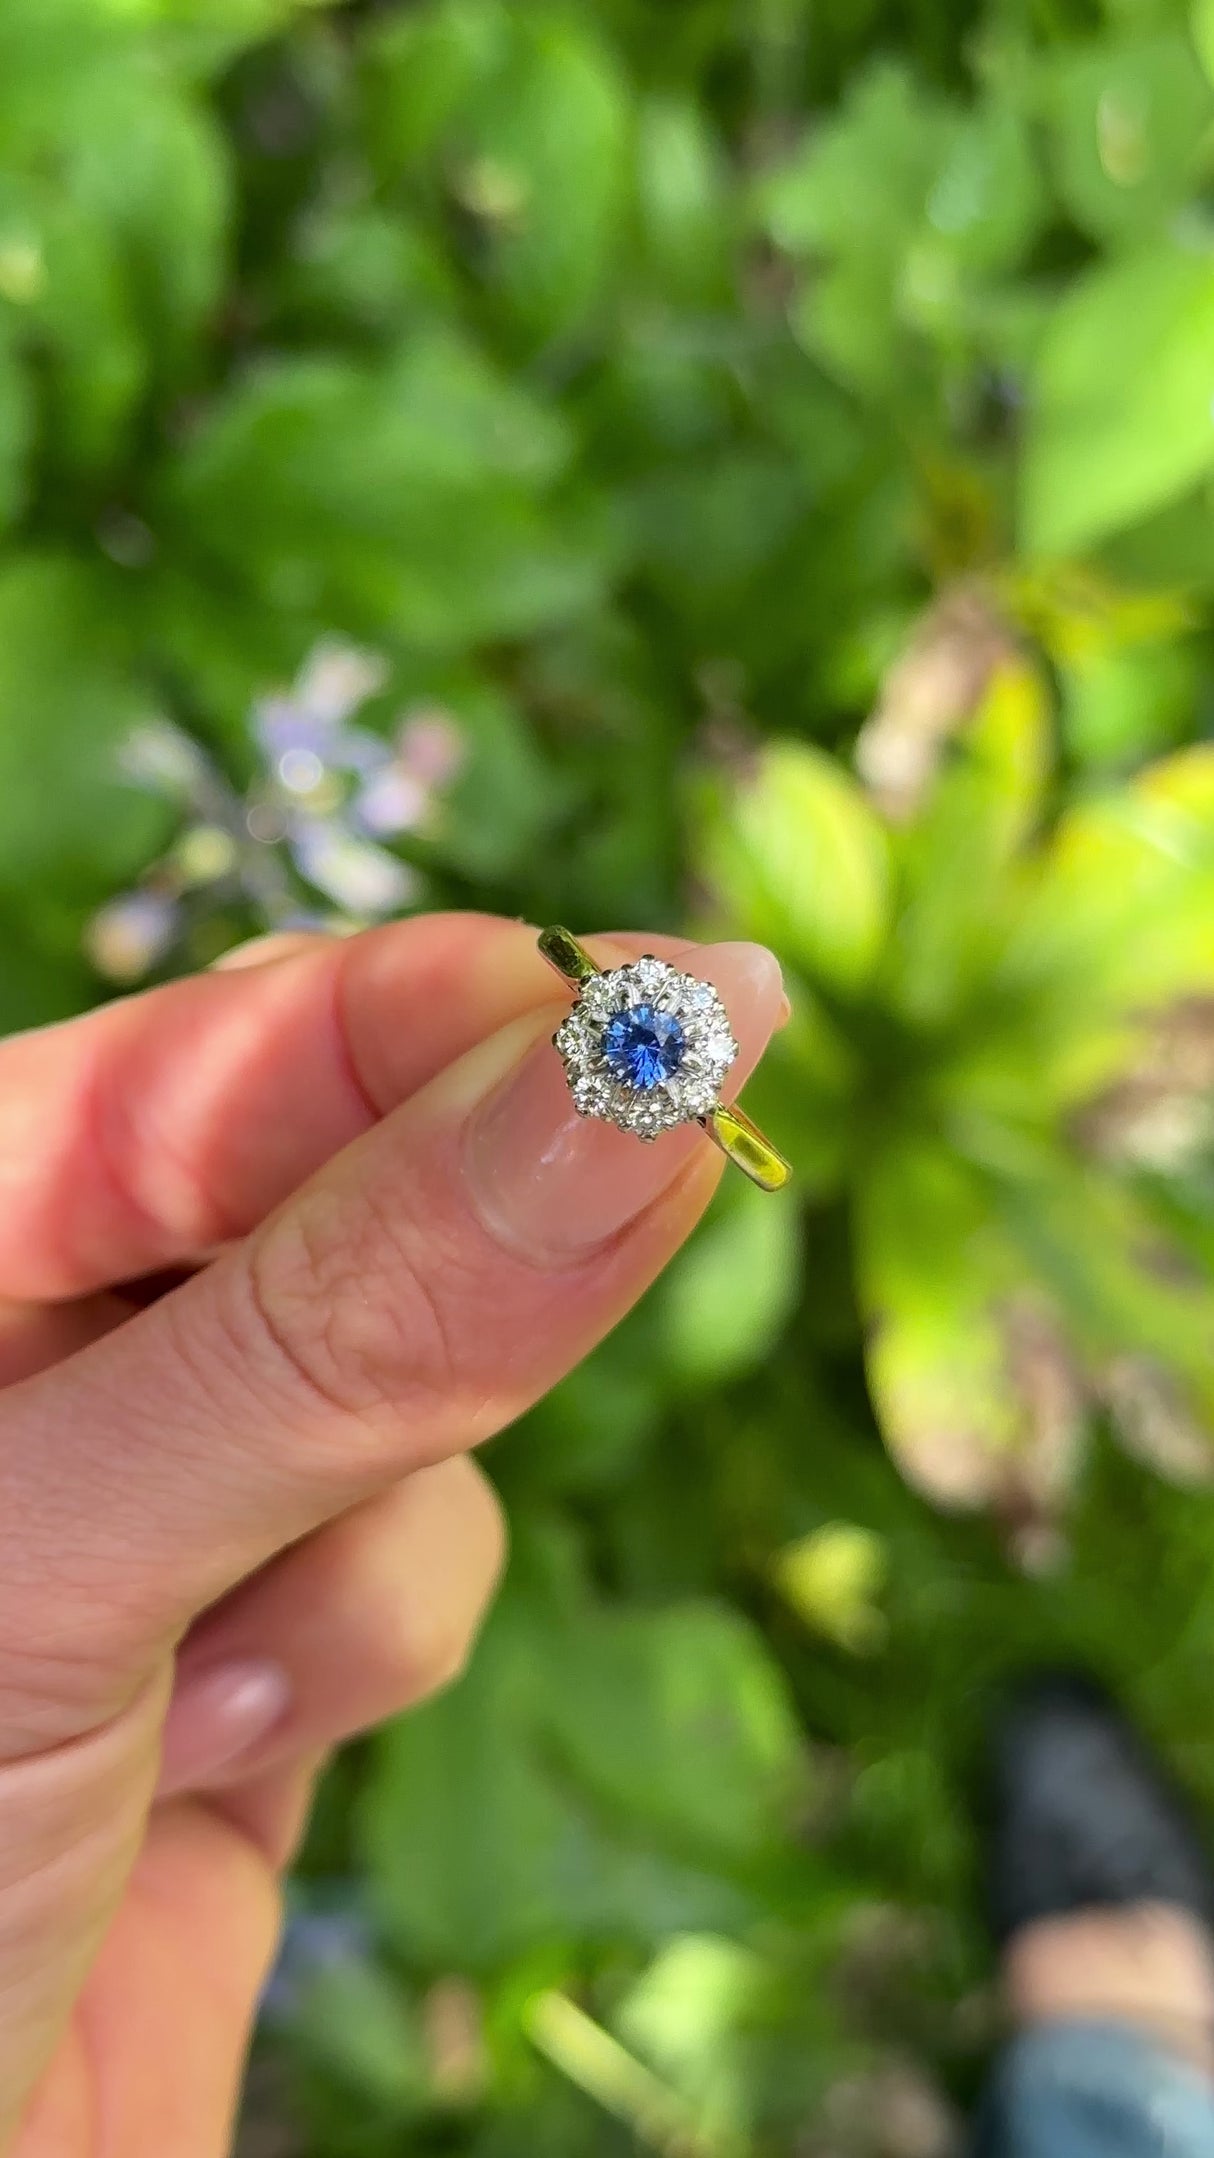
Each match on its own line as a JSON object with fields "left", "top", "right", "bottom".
{"left": 156, "top": 1657, "right": 291, "bottom": 1797}
{"left": 464, "top": 940, "right": 784, "bottom": 1265}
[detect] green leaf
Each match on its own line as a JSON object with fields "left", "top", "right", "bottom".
{"left": 771, "top": 1525, "right": 889, "bottom": 1654}
{"left": 761, "top": 63, "right": 951, "bottom": 396}
{"left": 359, "top": 1557, "right": 807, "bottom": 1970}
{"left": 1007, "top": 745, "right": 1214, "bottom": 1082}
{"left": 144, "top": 0, "right": 339, "bottom": 78}
{"left": 286, "top": 1958, "right": 428, "bottom": 2111}
{"left": 0, "top": 0, "right": 129, "bottom": 145}
{"left": 661, "top": 1182, "right": 801, "bottom": 1387}
{"left": 507, "top": 1316, "right": 665, "bottom": 1499}
{"left": 854, "top": 1140, "right": 1080, "bottom": 1510}
{"left": 0, "top": 177, "right": 143, "bottom": 475}
{"left": 1043, "top": 34, "right": 1213, "bottom": 248}
{"left": 160, "top": 337, "right": 608, "bottom": 648}
{"left": 700, "top": 741, "right": 891, "bottom": 995}
{"left": 1003, "top": 1164, "right": 1214, "bottom": 1423}
{"left": 615, "top": 1935, "right": 767, "bottom": 2149}
{"left": 636, "top": 98, "right": 731, "bottom": 303}
{"left": 0, "top": 908, "right": 93, "bottom": 1034}
{"left": 1021, "top": 244, "right": 1214, "bottom": 558}
{"left": 269, "top": 202, "right": 455, "bottom": 342}
{"left": 923, "top": 99, "right": 1045, "bottom": 274}
{"left": 630, "top": 450, "right": 807, "bottom": 617}
{"left": 360, "top": 1602, "right": 626, "bottom": 1972}
{"left": 0, "top": 328, "right": 32, "bottom": 531}
{"left": 890, "top": 657, "right": 1053, "bottom": 1025}
{"left": 762, "top": 65, "right": 1041, "bottom": 398}
{"left": 61, "top": 75, "right": 231, "bottom": 365}
{"left": 543, "top": 1597, "right": 807, "bottom": 1868}
{"left": 459, "top": 10, "right": 631, "bottom": 344}
{"left": 434, "top": 684, "right": 573, "bottom": 882}
{"left": 859, "top": 1116, "right": 1214, "bottom": 1513}
{"left": 761, "top": 63, "right": 948, "bottom": 261}
{"left": 360, "top": 0, "right": 507, "bottom": 183}
{"left": 1060, "top": 635, "right": 1199, "bottom": 769}
{"left": 368, "top": 3, "right": 642, "bottom": 349}
{"left": 0, "top": 555, "right": 166, "bottom": 901}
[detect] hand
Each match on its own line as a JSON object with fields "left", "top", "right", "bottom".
{"left": 0, "top": 912, "right": 783, "bottom": 2155}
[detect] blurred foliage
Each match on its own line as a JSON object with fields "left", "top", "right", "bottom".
{"left": 4, "top": 0, "right": 1214, "bottom": 2151}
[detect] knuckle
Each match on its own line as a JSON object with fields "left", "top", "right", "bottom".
{"left": 241, "top": 1182, "right": 469, "bottom": 1457}
{"left": 97, "top": 1046, "right": 234, "bottom": 1253}
{"left": 0, "top": 1642, "right": 143, "bottom": 1760}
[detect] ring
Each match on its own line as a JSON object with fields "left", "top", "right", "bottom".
{"left": 539, "top": 927, "right": 792, "bottom": 1194}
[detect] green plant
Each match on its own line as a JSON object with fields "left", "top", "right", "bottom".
{"left": 2, "top": 2, "right": 1214, "bottom": 2152}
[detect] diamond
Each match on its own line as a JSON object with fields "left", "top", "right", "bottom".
{"left": 579, "top": 974, "right": 616, "bottom": 1019}
{"left": 632, "top": 955, "right": 669, "bottom": 997}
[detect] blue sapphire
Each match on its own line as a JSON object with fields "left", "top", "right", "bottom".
{"left": 601, "top": 1004, "right": 686, "bottom": 1091}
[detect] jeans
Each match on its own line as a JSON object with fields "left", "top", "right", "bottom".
{"left": 974, "top": 2022, "right": 1214, "bottom": 2156}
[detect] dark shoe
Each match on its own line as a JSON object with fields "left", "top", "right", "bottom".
{"left": 987, "top": 1671, "right": 1214, "bottom": 1947}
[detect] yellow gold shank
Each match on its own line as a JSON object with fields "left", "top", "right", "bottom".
{"left": 538, "top": 925, "right": 601, "bottom": 987}
{"left": 701, "top": 1101, "right": 792, "bottom": 1192}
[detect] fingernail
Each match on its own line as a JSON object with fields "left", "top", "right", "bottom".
{"left": 156, "top": 1657, "right": 291, "bottom": 1797}
{"left": 464, "top": 940, "right": 784, "bottom": 1265}
{"left": 211, "top": 931, "right": 335, "bottom": 972}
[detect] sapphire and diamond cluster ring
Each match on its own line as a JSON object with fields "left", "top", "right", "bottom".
{"left": 539, "top": 926, "right": 792, "bottom": 1193}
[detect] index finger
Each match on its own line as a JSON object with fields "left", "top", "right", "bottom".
{"left": 0, "top": 914, "right": 558, "bottom": 1300}
{"left": 0, "top": 933, "right": 786, "bottom": 1746}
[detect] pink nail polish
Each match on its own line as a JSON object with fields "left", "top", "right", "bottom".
{"left": 157, "top": 1657, "right": 291, "bottom": 1797}
{"left": 464, "top": 941, "right": 784, "bottom": 1265}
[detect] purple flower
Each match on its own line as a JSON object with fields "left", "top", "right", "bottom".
{"left": 352, "top": 764, "right": 430, "bottom": 838}
{"left": 252, "top": 695, "right": 331, "bottom": 768}
{"left": 85, "top": 890, "right": 182, "bottom": 983}
{"left": 293, "top": 640, "right": 389, "bottom": 727}
{"left": 352, "top": 707, "right": 467, "bottom": 839}
{"left": 289, "top": 817, "right": 419, "bottom": 917}
{"left": 91, "top": 641, "right": 467, "bottom": 975}
{"left": 118, "top": 720, "right": 212, "bottom": 803}
{"left": 399, "top": 707, "right": 466, "bottom": 792}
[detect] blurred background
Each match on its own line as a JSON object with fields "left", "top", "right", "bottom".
{"left": 4, "top": 0, "right": 1214, "bottom": 2149}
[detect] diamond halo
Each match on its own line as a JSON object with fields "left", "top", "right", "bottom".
{"left": 553, "top": 954, "right": 739, "bottom": 1141}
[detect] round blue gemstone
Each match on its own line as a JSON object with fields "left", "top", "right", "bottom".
{"left": 601, "top": 1004, "right": 686, "bottom": 1091}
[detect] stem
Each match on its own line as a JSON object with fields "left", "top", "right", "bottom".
{"left": 523, "top": 1990, "right": 735, "bottom": 2158}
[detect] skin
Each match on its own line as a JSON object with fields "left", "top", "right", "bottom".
{"left": 0, "top": 912, "right": 786, "bottom": 2156}
{"left": 1006, "top": 1907, "right": 1214, "bottom": 2080}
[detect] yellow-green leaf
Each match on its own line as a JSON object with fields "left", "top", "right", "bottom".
{"left": 890, "top": 656, "right": 1052, "bottom": 1024}
{"left": 772, "top": 1525, "right": 888, "bottom": 1654}
{"left": 701, "top": 742, "right": 891, "bottom": 994}
{"left": 854, "top": 1142, "right": 1083, "bottom": 1512}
